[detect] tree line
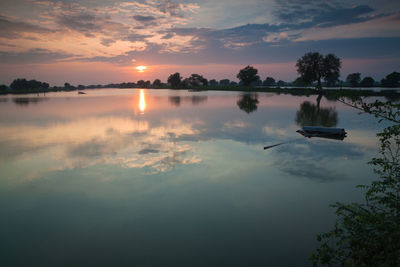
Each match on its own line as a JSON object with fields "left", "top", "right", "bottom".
{"left": 1, "top": 53, "right": 399, "bottom": 92}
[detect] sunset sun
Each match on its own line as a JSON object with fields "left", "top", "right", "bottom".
{"left": 136, "top": 66, "right": 147, "bottom": 73}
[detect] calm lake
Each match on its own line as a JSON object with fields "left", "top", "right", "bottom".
{"left": 0, "top": 89, "right": 382, "bottom": 266}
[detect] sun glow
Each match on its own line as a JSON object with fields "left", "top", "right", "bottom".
{"left": 136, "top": 66, "right": 147, "bottom": 72}
{"left": 139, "top": 89, "right": 146, "bottom": 113}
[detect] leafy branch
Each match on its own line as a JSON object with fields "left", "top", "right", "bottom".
{"left": 311, "top": 98, "right": 400, "bottom": 266}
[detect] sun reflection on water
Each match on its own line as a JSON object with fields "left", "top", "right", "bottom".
{"left": 139, "top": 89, "right": 146, "bottom": 113}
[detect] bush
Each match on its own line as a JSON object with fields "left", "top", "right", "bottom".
{"left": 311, "top": 99, "right": 400, "bottom": 266}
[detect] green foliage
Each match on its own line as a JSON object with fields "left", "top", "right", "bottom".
{"left": 237, "top": 65, "right": 260, "bottom": 86}
{"left": 311, "top": 99, "right": 400, "bottom": 266}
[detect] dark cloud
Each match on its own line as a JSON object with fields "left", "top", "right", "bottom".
{"left": 138, "top": 148, "right": 159, "bottom": 155}
{"left": 161, "top": 33, "right": 174, "bottom": 39}
{"left": 312, "top": 5, "right": 375, "bottom": 28}
{"left": 0, "top": 15, "right": 52, "bottom": 38}
{"left": 0, "top": 42, "right": 16, "bottom": 47}
{"left": 156, "top": 0, "right": 185, "bottom": 18}
{"left": 124, "top": 33, "right": 152, "bottom": 42}
{"left": 100, "top": 38, "right": 115, "bottom": 47}
{"left": 50, "top": 6, "right": 153, "bottom": 46}
{"left": 133, "top": 15, "right": 157, "bottom": 22}
{"left": 132, "top": 15, "right": 159, "bottom": 27}
{"left": 276, "top": 1, "right": 379, "bottom": 29}
{"left": 55, "top": 11, "right": 129, "bottom": 37}
{"left": 0, "top": 48, "right": 76, "bottom": 64}
{"left": 77, "top": 35, "right": 400, "bottom": 67}
{"left": 56, "top": 12, "right": 97, "bottom": 35}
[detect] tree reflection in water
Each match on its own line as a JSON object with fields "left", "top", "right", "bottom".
{"left": 295, "top": 95, "right": 338, "bottom": 127}
{"left": 237, "top": 93, "right": 259, "bottom": 114}
{"left": 168, "top": 96, "right": 181, "bottom": 107}
{"left": 12, "top": 97, "right": 47, "bottom": 106}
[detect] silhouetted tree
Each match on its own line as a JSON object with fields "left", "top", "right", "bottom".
{"left": 237, "top": 65, "right": 260, "bottom": 86}
{"left": 296, "top": 52, "right": 341, "bottom": 90}
{"left": 381, "top": 72, "right": 400, "bottom": 87}
{"left": 360, "top": 76, "right": 375, "bottom": 87}
{"left": 10, "top": 78, "right": 49, "bottom": 91}
{"left": 295, "top": 100, "right": 338, "bottom": 127}
{"left": 237, "top": 93, "right": 259, "bottom": 113}
{"left": 209, "top": 79, "right": 218, "bottom": 86}
{"left": 167, "top": 72, "right": 182, "bottom": 88}
{"left": 153, "top": 79, "right": 162, "bottom": 86}
{"left": 323, "top": 54, "right": 341, "bottom": 86}
{"left": 137, "top": 80, "right": 147, "bottom": 88}
{"left": 0, "top": 84, "right": 8, "bottom": 91}
{"left": 292, "top": 77, "right": 310, "bottom": 87}
{"left": 277, "top": 80, "right": 286, "bottom": 87}
{"left": 64, "top": 82, "right": 75, "bottom": 90}
{"left": 346, "top": 73, "right": 361, "bottom": 87}
{"left": 187, "top": 74, "right": 208, "bottom": 87}
{"left": 263, "top": 77, "right": 276, "bottom": 86}
{"left": 229, "top": 81, "right": 238, "bottom": 86}
{"left": 250, "top": 77, "right": 262, "bottom": 86}
{"left": 219, "top": 79, "right": 230, "bottom": 86}
{"left": 181, "top": 78, "right": 190, "bottom": 87}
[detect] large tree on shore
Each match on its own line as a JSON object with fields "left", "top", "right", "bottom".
{"left": 381, "top": 72, "right": 400, "bottom": 87}
{"left": 296, "top": 52, "right": 341, "bottom": 90}
{"left": 360, "top": 76, "right": 375, "bottom": 87}
{"left": 346, "top": 73, "right": 361, "bottom": 87}
{"left": 167, "top": 72, "right": 182, "bottom": 88}
{"left": 237, "top": 65, "right": 260, "bottom": 86}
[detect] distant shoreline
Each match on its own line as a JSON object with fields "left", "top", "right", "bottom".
{"left": 1, "top": 86, "right": 400, "bottom": 99}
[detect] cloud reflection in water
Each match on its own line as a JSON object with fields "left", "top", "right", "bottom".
{"left": 0, "top": 116, "right": 203, "bottom": 179}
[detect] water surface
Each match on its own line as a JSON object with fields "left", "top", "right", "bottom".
{"left": 0, "top": 89, "right": 381, "bottom": 266}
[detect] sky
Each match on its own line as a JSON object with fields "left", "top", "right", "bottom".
{"left": 0, "top": 0, "right": 399, "bottom": 86}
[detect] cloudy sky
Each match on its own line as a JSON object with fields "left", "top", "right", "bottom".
{"left": 0, "top": 0, "right": 399, "bottom": 85}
